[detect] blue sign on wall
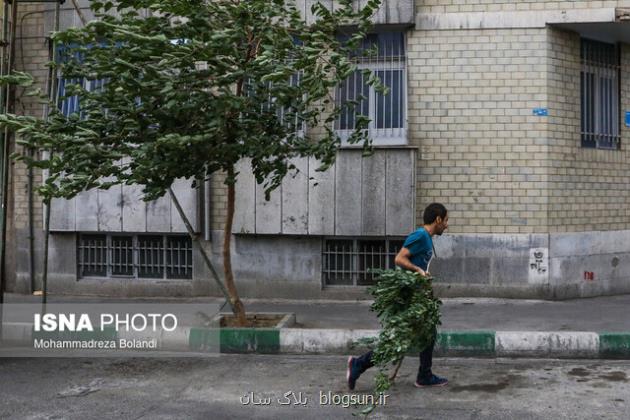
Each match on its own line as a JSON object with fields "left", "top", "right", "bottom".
{"left": 626, "top": 111, "right": 630, "bottom": 127}
{"left": 533, "top": 108, "right": 548, "bottom": 116}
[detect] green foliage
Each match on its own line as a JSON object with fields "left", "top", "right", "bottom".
{"left": 0, "top": 0, "right": 382, "bottom": 202}
{"left": 358, "top": 269, "right": 442, "bottom": 416}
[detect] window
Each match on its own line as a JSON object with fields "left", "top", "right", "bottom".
{"left": 335, "top": 32, "right": 406, "bottom": 145}
{"left": 580, "top": 39, "right": 620, "bottom": 149}
{"left": 256, "top": 71, "right": 305, "bottom": 136}
{"left": 77, "top": 235, "right": 108, "bottom": 277}
{"left": 138, "top": 235, "right": 165, "bottom": 278}
{"left": 78, "top": 234, "right": 193, "bottom": 279}
{"left": 58, "top": 77, "right": 106, "bottom": 117}
{"left": 322, "top": 238, "right": 404, "bottom": 286}
{"left": 56, "top": 44, "right": 109, "bottom": 117}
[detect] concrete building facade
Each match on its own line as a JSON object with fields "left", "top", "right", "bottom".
{"left": 6, "top": 0, "right": 630, "bottom": 300}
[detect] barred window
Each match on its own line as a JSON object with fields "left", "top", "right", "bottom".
{"left": 264, "top": 71, "right": 305, "bottom": 135}
{"left": 138, "top": 235, "right": 165, "bottom": 278}
{"left": 581, "top": 39, "right": 620, "bottom": 149}
{"left": 335, "top": 32, "right": 406, "bottom": 146}
{"left": 78, "top": 234, "right": 192, "bottom": 279}
{"left": 323, "top": 238, "right": 404, "bottom": 286}
{"left": 111, "top": 236, "right": 133, "bottom": 276}
{"left": 77, "top": 235, "right": 108, "bottom": 277}
{"left": 56, "top": 44, "right": 110, "bottom": 118}
{"left": 58, "top": 77, "right": 107, "bottom": 117}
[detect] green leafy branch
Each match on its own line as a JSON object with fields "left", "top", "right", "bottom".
{"left": 355, "top": 269, "right": 442, "bottom": 417}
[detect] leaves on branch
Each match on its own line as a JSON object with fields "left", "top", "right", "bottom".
{"left": 0, "top": 0, "right": 383, "bottom": 202}
{"left": 355, "top": 269, "right": 442, "bottom": 417}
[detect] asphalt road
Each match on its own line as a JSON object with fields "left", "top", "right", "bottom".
{"left": 1, "top": 355, "right": 629, "bottom": 419}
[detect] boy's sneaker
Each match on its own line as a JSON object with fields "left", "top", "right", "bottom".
{"left": 346, "top": 356, "right": 362, "bottom": 390}
{"left": 414, "top": 374, "right": 448, "bottom": 387}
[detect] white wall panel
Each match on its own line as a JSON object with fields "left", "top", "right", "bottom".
{"left": 308, "top": 158, "right": 336, "bottom": 236}
{"left": 335, "top": 150, "right": 363, "bottom": 236}
{"left": 281, "top": 157, "right": 309, "bottom": 235}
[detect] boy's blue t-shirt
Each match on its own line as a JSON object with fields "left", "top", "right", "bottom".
{"left": 401, "top": 227, "right": 433, "bottom": 271}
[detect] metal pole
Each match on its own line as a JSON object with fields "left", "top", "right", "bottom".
{"left": 0, "top": 0, "right": 18, "bottom": 308}
{"left": 41, "top": 0, "right": 61, "bottom": 311}
{"left": 0, "top": 0, "right": 11, "bottom": 338}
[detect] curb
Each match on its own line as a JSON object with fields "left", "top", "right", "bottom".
{"left": 3, "top": 323, "right": 630, "bottom": 358}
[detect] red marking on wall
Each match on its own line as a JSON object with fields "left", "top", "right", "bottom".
{"left": 583, "top": 271, "right": 594, "bottom": 281}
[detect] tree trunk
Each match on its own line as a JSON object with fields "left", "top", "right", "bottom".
{"left": 223, "top": 166, "right": 248, "bottom": 326}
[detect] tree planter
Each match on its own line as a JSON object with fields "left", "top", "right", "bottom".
{"left": 215, "top": 312, "right": 296, "bottom": 329}
{"left": 188, "top": 312, "right": 296, "bottom": 354}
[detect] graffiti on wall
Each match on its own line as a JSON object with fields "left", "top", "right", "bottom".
{"left": 528, "top": 248, "right": 549, "bottom": 284}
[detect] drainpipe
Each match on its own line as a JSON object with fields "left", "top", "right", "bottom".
{"left": 18, "top": 9, "right": 46, "bottom": 296}
{"left": 41, "top": 0, "right": 61, "bottom": 309}
{"left": 0, "top": 0, "right": 18, "bottom": 306}
{"left": 204, "top": 176, "right": 211, "bottom": 241}
{"left": 21, "top": 10, "right": 62, "bottom": 298}
{"left": 28, "top": 149, "right": 33, "bottom": 292}
{"left": 0, "top": 0, "right": 10, "bottom": 325}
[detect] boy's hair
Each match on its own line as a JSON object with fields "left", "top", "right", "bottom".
{"left": 423, "top": 203, "right": 448, "bottom": 225}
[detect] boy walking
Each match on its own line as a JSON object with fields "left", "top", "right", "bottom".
{"left": 346, "top": 203, "right": 449, "bottom": 389}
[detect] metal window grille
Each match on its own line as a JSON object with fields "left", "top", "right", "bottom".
{"left": 138, "top": 235, "right": 165, "bottom": 278}
{"left": 335, "top": 32, "right": 407, "bottom": 145}
{"left": 251, "top": 70, "right": 305, "bottom": 136}
{"left": 580, "top": 39, "right": 620, "bottom": 149}
{"left": 56, "top": 46, "right": 108, "bottom": 118}
{"left": 279, "top": 71, "right": 305, "bottom": 135}
{"left": 57, "top": 76, "right": 108, "bottom": 118}
{"left": 78, "top": 234, "right": 192, "bottom": 279}
{"left": 166, "top": 236, "right": 194, "bottom": 279}
{"left": 323, "top": 238, "right": 404, "bottom": 286}
{"left": 111, "top": 236, "right": 134, "bottom": 276}
{"left": 78, "top": 234, "right": 108, "bottom": 277}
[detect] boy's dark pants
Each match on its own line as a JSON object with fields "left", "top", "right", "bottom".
{"left": 354, "top": 330, "right": 437, "bottom": 382}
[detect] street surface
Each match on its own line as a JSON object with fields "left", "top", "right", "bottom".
{"left": 0, "top": 355, "right": 629, "bottom": 419}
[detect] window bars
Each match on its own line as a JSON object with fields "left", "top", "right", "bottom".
{"left": 335, "top": 32, "right": 407, "bottom": 146}
{"left": 56, "top": 44, "right": 109, "bottom": 117}
{"left": 322, "top": 238, "right": 404, "bottom": 286}
{"left": 57, "top": 76, "right": 108, "bottom": 118}
{"left": 77, "top": 234, "right": 107, "bottom": 277}
{"left": 78, "top": 234, "right": 193, "bottom": 279}
{"left": 580, "top": 38, "right": 620, "bottom": 150}
{"left": 251, "top": 70, "right": 306, "bottom": 136}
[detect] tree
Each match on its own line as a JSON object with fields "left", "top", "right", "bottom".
{"left": 0, "top": 0, "right": 383, "bottom": 325}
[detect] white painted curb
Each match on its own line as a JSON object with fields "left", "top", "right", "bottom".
{"left": 280, "top": 329, "right": 379, "bottom": 353}
{"left": 496, "top": 331, "right": 599, "bottom": 358}
{"left": 0, "top": 323, "right": 621, "bottom": 359}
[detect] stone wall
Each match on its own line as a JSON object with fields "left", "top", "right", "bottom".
{"left": 417, "top": 0, "right": 630, "bottom": 14}
{"left": 6, "top": 3, "right": 50, "bottom": 292}
{"left": 407, "top": 27, "right": 550, "bottom": 233}
{"left": 546, "top": 28, "right": 630, "bottom": 232}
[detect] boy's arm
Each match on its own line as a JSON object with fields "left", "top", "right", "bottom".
{"left": 394, "top": 247, "right": 429, "bottom": 277}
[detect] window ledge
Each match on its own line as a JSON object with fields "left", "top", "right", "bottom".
{"left": 78, "top": 276, "right": 193, "bottom": 283}
{"left": 338, "top": 144, "right": 417, "bottom": 150}
{"left": 577, "top": 146, "right": 625, "bottom": 163}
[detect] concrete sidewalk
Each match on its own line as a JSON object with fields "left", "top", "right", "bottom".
{"left": 3, "top": 292, "right": 630, "bottom": 358}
